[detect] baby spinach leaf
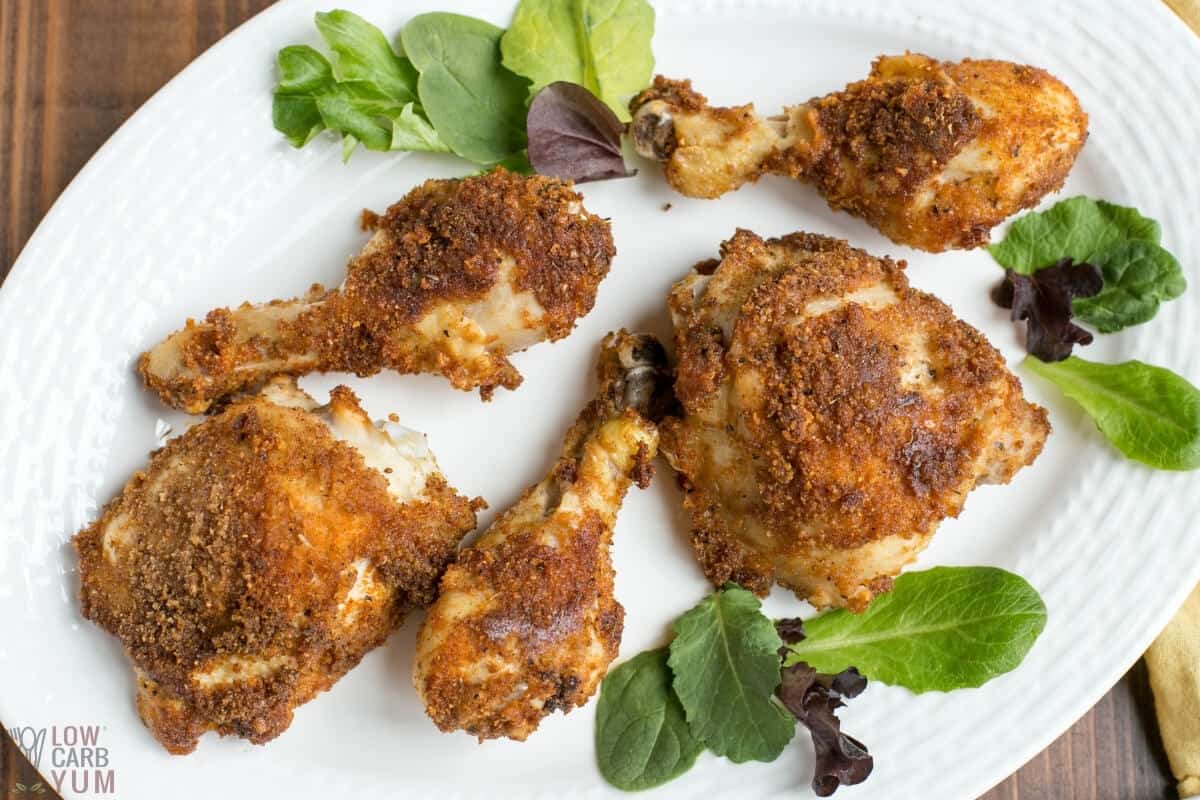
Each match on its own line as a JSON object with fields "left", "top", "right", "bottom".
{"left": 1072, "top": 240, "right": 1187, "bottom": 333}
{"left": 314, "top": 10, "right": 419, "bottom": 105}
{"left": 491, "top": 151, "right": 535, "bottom": 174}
{"left": 669, "top": 584, "right": 795, "bottom": 763}
{"left": 1025, "top": 356, "right": 1200, "bottom": 470}
{"left": 272, "top": 45, "right": 337, "bottom": 147}
{"left": 988, "top": 196, "right": 1161, "bottom": 274}
{"left": 401, "top": 13, "right": 529, "bottom": 165}
{"left": 595, "top": 648, "right": 704, "bottom": 791}
{"left": 784, "top": 567, "right": 1047, "bottom": 693}
{"left": 501, "top": 0, "right": 655, "bottom": 121}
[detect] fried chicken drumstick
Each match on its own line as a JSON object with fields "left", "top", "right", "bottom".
{"left": 631, "top": 54, "right": 1087, "bottom": 252}
{"left": 141, "top": 169, "right": 615, "bottom": 413}
{"left": 75, "top": 379, "right": 478, "bottom": 753}
{"left": 414, "top": 331, "right": 671, "bottom": 740}
{"left": 663, "top": 230, "right": 1049, "bottom": 611}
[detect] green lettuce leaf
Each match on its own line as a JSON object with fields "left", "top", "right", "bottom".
{"left": 490, "top": 150, "right": 535, "bottom": 174}
{"left": 784, "top": 567, "right": 1047, "bottom": 693}
{"left": 315, "top": 80, "right": 403, "bottom": 153}
{"left": 1025, "top": 356, "right": 1200, "bottom": 471}
{"left": 987, "top": 196, "right": 1161, "bottom": 274}
{"left": 1071, "top": 239, "right": 1187, "bottom": 333}
{"left": 272, "top": 45, "right": 336, "bottom": 147}
{"left": 668, "top": 585, "right": 794, "bottom": 763}
{"left": 401, "top": 13, "right": 530, "bottom": 165}
{"left": 595, "top": 649, "right": 704, "bottom": 791}
{"left": 314, "top": 10, "right": 419, "bottom": 105}
{"left": 273, "top": 12, "right": 446, "bottom": 158}
{"left": 501, "top": 0, "right": 655, "bottom": 121}
{"left": 390, "top": 103, "right": 452, "bottom": 153}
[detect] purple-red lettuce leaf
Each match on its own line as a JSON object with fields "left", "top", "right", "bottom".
{"left": 774, "top": 621, "right": 873, "bottom": 797}
{"left": 527, "top": 81, "right": 635, "bottom": 183}
{"left": 776, "top": 663, "right": 873, "bottom": 797}
{"left": 776, "top": 617, "right": 808, "bottom": 647}
{"left": 991, "top": 257, "right": 1102, "bottom": 362}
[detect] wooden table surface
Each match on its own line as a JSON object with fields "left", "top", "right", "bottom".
{"left": 0, "top": 2, "right": 1183, "bottom": 799}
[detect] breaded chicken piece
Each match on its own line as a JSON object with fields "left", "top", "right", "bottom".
{"left": 414, "top": 332, "right": 670, "bottom": 740}
{"left": 140, "top": 169, "right": 615, "bottom": 413}
{"left": 631, "top": 54, "right": 1087, "bottom": 252}
{"left": 663, "top": 231, "right": 1049, "bottom": 611}
{"left": 74, "top": 378, "right": 478, "bottom": 753}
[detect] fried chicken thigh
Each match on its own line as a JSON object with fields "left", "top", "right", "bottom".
{"left": 141, "top": 169, "right": 615, "bottom": 413}
{"left": 631, "top": 54, "right": 1087, "bottom": 252}
{"left": 414, "top": 331, "right": 670, "bottom": 740}
{"left": 663, "top": 231, "right": 1049, "bottom": 611}
{"left": 75, "top": 379, "right": 477, "bottom": 753}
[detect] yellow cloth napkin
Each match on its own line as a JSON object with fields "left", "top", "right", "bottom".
{"left": 1148, "top": 584, "right": 1200, "bottom": 797}
{"left": 1165, "top": 0, "right": 1200, "bottom": 33}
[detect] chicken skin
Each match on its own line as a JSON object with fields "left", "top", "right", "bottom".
{"left": 140, "top": 169, "right": 615, "bottom": 413}
{"left": 74, "top": 378, "right": 478, "bottom": 753}
{"left": 414, "top": 331, "right": 670, "bottom": 740}
{"left": 631, "top": 54, "right": 1087, "bottom": 252}
{"left": 663, "top": 231, "right": 1049, "bottom": 611}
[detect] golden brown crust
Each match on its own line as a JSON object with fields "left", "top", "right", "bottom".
{"left": 775, "top": 56, "right": 983, "bottom": 246}
{"left": 793, "top": 56, "right": 1086, "bottom": 251}
{"left": 139, "top": 169, "right": 614, "bottom": 412}
{"left": 631, "top": 55, "right": 1087, "bottom": 252}
{"left": 746, "top": 293, "right": 1004, "bottom": 550}
{"left": 75, "top": 387, "right": 476, "bottom": 753}
{"left": 630, "top": 441, "right": 655, "bottom": 489}
{"left": 323, "top": 168, "right": 613, "bottom": 347}
{"left": 663, "top": 231, "right": 1050, "bottom": 610}
{"left": 930, "top": 58, "right": 1087, "bottom": 248}
{"left": 632, "top": 75, "right": 709, "bottom": 115}
{"left": 414, "top": 332, "right": 667, "bottom": 740}
{"left": 419, "top": 509, "right": 623, "bottom": 740}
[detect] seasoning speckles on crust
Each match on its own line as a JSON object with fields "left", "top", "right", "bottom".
{"left": 662, "top": 230, "right": 1050, "bottom": 611}
{"left": 139, "top": 169, "right": 615, "bottom": 413}
{"left": 631, "top": 53, "right": 1087, "bottom": 252}
{"left": 74, "top": 379, "right": 477, "bottom": 753}
{"left": 414, "top": 331, "right": 670, "bottom": 741}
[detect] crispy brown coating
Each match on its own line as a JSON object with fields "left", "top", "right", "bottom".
{"left": 140, "top": 169, "right": 615, "bottom": 413}
{"left": 631, "top": 54, "right": 1088, "bottom": 252}
{"left": 315, "top": 168, "right": 614, "bottom": 356}
{"left": 414, "top": 332, "right": 667, "bottom": 740}
{"left": 635, "top": 75, "right": 708, "bottom": 115}
{"left": 663, "top": 230, "right": 1049, "bottom": 610}
{"left": 777, "top": 58, "right": 982, "bottom": 245}
{"left": 75, "top": 382, "right": 476, "bottom": 753}
{"left": 420, "top": 509, "right": 623, "bottom": 741}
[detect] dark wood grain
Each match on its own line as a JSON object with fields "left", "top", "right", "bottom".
{"left": 0, "top": 2, "right": 1179, "bottom": 799}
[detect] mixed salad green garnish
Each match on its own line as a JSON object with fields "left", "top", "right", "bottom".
{"left": 273, "top": 2, "right": 651, "bottom": 180}
{"left": 598, "top": 570, "right": 1046, "bottom": 795}
{"left": 989, "top": 197, "right": 1199, "bottom": 471}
